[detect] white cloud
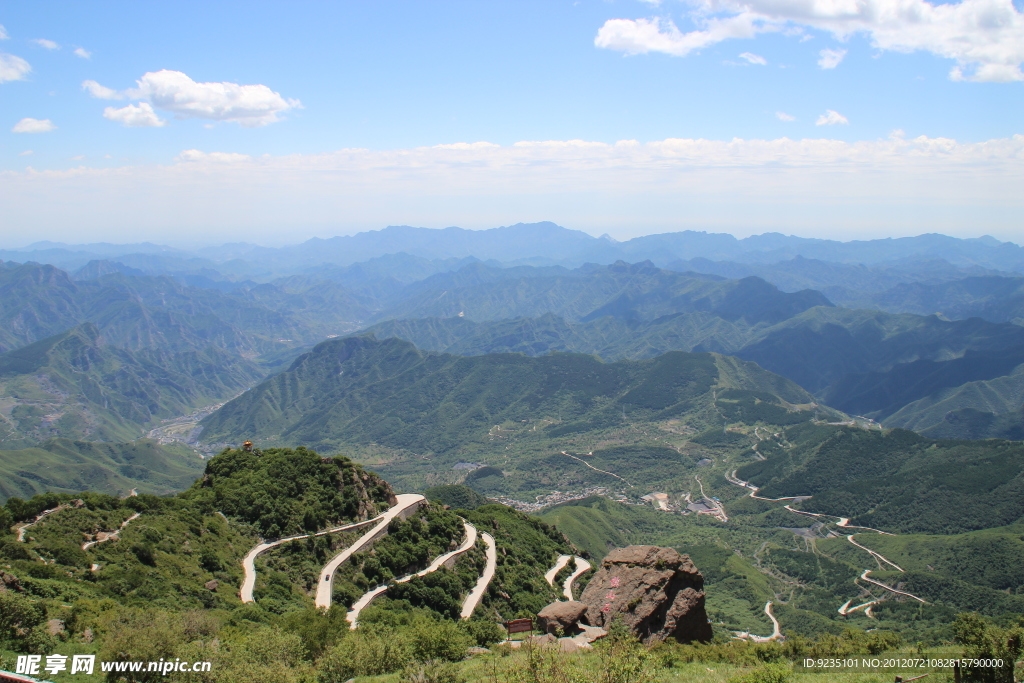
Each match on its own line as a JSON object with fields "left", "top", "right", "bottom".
{"left": 596, "top": 0, "right": 1024, "bottom": 82}
{"left": 131, "top": 70, "right": 300, "bottom": 126}
{"left": 70, "top": 155, "right": 85, "bottom": 161}
{"left": 740, "top": 51, "right": 767, "bottom": 64}
{"left": 0, "top": 25, "right": 8, "bottom": 40}
{"left": 12, "top": 117, "right": 56, "bottom": 133}
{"left": 776, "top": 111, "right": 796, "bottom": 121}
{"left": 19, "top": 150, "right": 33, "bottom": 156}
{"left": 816, "top": 109, "right": 849, "bottom": 125}
{"left": 175, "top": 149, "right": 252, "bottom": 163}
{"left": 31, "top": 38, "right": 59, "bottom": 50}
{"left": 82, "top": 79, "right": 123, "bottom": 100}
{"left": 0, "top": 53, "right": 31, "bottom": 82}
{"left": 74, "top": 47, "right": 91, "bottom": 59}
{"left": 818, "top": 48, "right": 847, "bottom": 69}
{"left": 84, "top": 70, "right": 300, "bottom": 127}
{"left": 3, "top": 134, "right": 1021, "bottom": 244}
{"left": 103, "top": 102, "right": 165, "bottom": 127}
{"left": 595, "top": 15, "right": 774, "bottom": 57}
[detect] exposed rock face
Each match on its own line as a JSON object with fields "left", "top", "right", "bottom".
{"left": 578, "top": 545, "right": 712, "bottom": 644}
{"left": 537, "top": 600, "right": 588, "bottom": 635}
{"left": 0, "top": 570, "right": 23, "bottom": 592}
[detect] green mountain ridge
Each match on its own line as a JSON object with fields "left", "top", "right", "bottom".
{"left": 0, "top": 438, "right": 204, "bottom": 502}
{"left": 199, "top": 335, "right": 827, "bottom": 457}
{"left": 0, "top": 323, "right": 263, "bottom": 447}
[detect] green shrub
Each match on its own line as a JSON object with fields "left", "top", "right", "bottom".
{"left": 408, "top": 617, "right": 472, "bottom": 662}
{"left": 954, "top": 613, "right": 1023, "bottom": 683}
{"left": 462, "top": 618, "right": 507, "bottom": 647}
{"left": 316, "top": 628, "right": 410, "bottom": 681}
{"left": 728, "top": 662, "right": 791, "bottom": 683}
{"left": 404, "top": 659, "right": 467, "bottom": 683}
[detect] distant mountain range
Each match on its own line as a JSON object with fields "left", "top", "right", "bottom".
{"left": 5, "top": 221, "right": 1024, "bottom": 276}
{"left": 2, "top": 224, "right": 1024, "bottom": 499}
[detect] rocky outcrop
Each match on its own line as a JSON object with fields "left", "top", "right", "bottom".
{"left": 578, "top": 545, "right": 712, "bottom": 644}
{"left": 537, "top": 600, "right": 588, "bottom": 635}
{"left": 0, "top": 570, "right": 23, "bottom": 592}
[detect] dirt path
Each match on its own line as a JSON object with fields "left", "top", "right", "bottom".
{"left": 544, "top": 555, "right": 572, "bottom": 586}
{"left": 461, "top": 531, "right": 497, "bottom": 620}
{"left": 695, "top": 475, "right": 728, "bottom": 522}
{"left": 724, "top": 470, "right": 918, "bottom": 616}
{"left": 347, "top": 520, "right": 478, "bottom": 628}
{"left": 726, "top": 471, "right": 807, "bottom": 502}
{"left": 560, "top": 451, "right": 631, "bottom": 486}
{"left": 847, "top": 534, "right": 903, "bottom": 571}
{"left": 859, "top": 569, "right": 927, "bottom": 603}
{"left": 82, "top": 512, "right": 141, "bottom": 551}
{"left": 15, "top": 505, "right": 65, "bottom": 542}
{"left": 562, "top": 557, "right": 591, "bottom": 601}
{"left": 734, "top": 601, "right": 783, "bottom": 642}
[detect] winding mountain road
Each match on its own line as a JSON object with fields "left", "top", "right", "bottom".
{"left": 314, "top": 493, "right": 426, "bottom": 609}
{"left": 82, "top": 512, "right": 141, "bottom": 551}
{"left": 346, "top": 519, "right": 478, "bottom": 628}
{"left": 240, "top": 515, "right": 382, "bottom": 603}
{"left": 859, "top": 569, "right": 927, "bottom": 603}
{"left": 724, "top": 471, "right": 924, "bottom": 618}
{"left": 735, "top": 601, "right": 783, "bottom": 642}
{"left": 544, "top": 555, "right": 572, "bottom": 586}
{"left": 838, "top": 599, "right": 879, "bottom": 615}
{"left": 460, "top": 531, "right": 497, "bottom": 620}
{"left": 15, "top": 505, "right": 64, "bottom": 542}
{"left": 562, "top": 556, "right": 592, "bottom": 601}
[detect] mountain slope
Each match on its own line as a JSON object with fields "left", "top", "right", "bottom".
{"left": 376, "top": 261, "right": 832, "bottom": 326}
{"left": 0, "top": 323, "right": 263, "bottom": 446}
{"left": 200, "top": 336, "right": 824, "bottom": 455}
{"left": 736, "top": 423, "right": 1024, "bottom": 534}
{"left": 0, "top": 438, "right": 204, "bottom": 502}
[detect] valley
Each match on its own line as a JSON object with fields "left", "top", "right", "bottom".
{"left": 3, "top": 226, "right": 1024, "bottom": 680}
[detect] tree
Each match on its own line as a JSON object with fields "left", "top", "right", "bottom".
{"left": 953, "top": 613, "right": 1023, "bottom": 683}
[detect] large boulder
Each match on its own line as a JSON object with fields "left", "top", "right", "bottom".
{"left": 578, "top": 545, "right": 713, "bottom": 644}
{"left": 537, "top": 600, "right": 588, "bottom": 635}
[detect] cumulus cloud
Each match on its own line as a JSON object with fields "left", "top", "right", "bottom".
{"left": 19, "top": 150, "right": 33, "bottom": 156}
{"left": 816, "top": 109, "right": 849, "bottom": 125}
{"left": 0, "top": 53, "right": 31, "bottom": 83}
{"left": 776, "top": 111, "right": 796, "bottom": 121}
{"left": 596, "top": 0, "right": 1024, "bottom": 82}
{"left": 85, "top": 70, "right": 300, "bottom": 126}
{"left": 740, "top": 51, "right": 767, "bottom": 64}
{"left": 818, "top": 48, "right": 847, "bottom": 69}
{"left": 82, "top": 79, "right": 123, "bottom": 99}
{"left": 103, "top": 102, "right": 165, "bottom": 127}
{"left": 595, "top": 16, "right": 773, "bottom": 57}
{"left": 31, "top": 38, "right": 59, "bottom": 50}
{"left": 74, "top": 47, "right": 91, "bottom": 59}
{"left": 12, "top": 117, "right": 56, "bottom": 133}
{"left": 133, "top": 70, "right": 300, "bottom": 126}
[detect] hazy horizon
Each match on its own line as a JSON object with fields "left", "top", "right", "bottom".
{"left": 1, "top": 222, "right": 1021, "bottom": 253}
{"left": 3, "top": 1, "right": 1021, "bottom": 245}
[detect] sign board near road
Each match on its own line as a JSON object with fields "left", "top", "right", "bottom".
{"left": 504, "top": 618, "right": 533, "bottom": 635}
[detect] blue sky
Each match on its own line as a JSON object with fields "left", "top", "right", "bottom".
{"left": 1, "top": 0, "right": 1022, "bottom": 246}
